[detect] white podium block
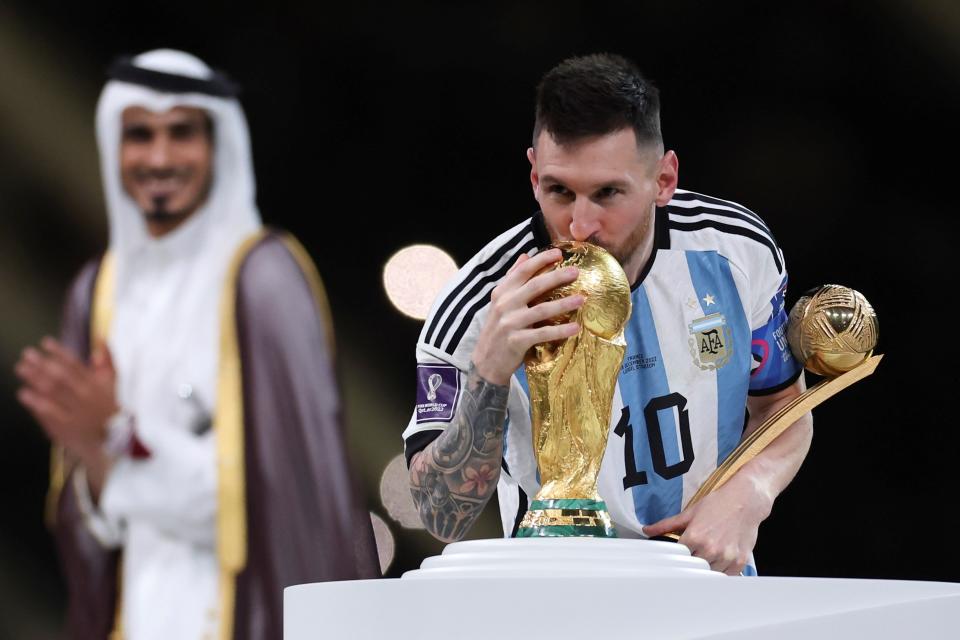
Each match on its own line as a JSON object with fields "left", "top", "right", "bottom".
{"left": 285, "top": 538, "right": 960, "bottom": 639}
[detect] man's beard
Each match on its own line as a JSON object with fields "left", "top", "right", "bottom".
{"left": 587, "top": 213, "right": 651, "bottom": 268}
{"left": 144, "top": 195, "right": 190, "bottom": 224}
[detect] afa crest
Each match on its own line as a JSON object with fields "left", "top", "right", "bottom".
{"left": 689, "top": 313, "right": 732, "bottom": 370}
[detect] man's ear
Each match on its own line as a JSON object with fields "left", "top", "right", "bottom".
{"left": 655, "top": 150, "right": 679, "bottom": 207}
{"left": 527, "top": 147, "right": 540, "bottom": 202}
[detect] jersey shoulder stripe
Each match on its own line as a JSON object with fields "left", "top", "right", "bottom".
{"left": 424, "top": 221, "right": 532, "bottom": 346}
{"left": 425, "top": 213, "right": 550, "bottom": 355}
{"left": 439, "top": 236, "right": 539, "bottom": 355}
{"left": 668, "top": 218, "right": 783, "bottom": 274}
{"left": 670, "top": 189, "right": 766, "bottom": 226}
{"left": 668, "top": 189, "right": 777, "bottom": 244}
{"left": 434, "top": 235, "right": 539, "bottom": 355}
{"left": 666, "top": 192, "right": 784, "bottom": 275}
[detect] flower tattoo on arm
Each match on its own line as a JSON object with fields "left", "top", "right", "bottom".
{"left": 409, "top": 363, "right": 508, "bottom": 542}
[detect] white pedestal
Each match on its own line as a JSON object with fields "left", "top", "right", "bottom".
{"left": 285, "top": 538, "right": 960, "bottom": 639}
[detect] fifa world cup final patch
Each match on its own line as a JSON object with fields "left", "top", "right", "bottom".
{"left": 415, "top": 364, "right": 461, "bottom": 424}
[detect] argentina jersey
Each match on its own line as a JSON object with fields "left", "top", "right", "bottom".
{"left": 402, "top": 189, "right": 801, "bottom": 553}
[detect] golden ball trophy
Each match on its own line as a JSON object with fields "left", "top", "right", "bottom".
{"left": 664, "top": 284, "right": 881, "bottom": 538}
{"left": 516, "top": 241, "right": 632, "bottom": 537}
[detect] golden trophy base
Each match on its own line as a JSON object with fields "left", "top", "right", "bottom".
{"left": 516, "top": 499, "right": 618, "bottom": 538}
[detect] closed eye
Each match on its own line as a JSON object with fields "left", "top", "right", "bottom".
{"left": 122, "top": 125, "right": 153, "bottom": 143}
{"left": 594, "top": 186, "right": 622, "bottom": 200}
{"left": 169, "top": 122, "right": 205, "bottom": 141}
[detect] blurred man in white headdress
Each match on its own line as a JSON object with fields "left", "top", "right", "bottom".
{"left": 15, "top": 49, "right": 379, "bottom": 640}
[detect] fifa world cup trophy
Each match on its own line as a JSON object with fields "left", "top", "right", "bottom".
{"left": 516, "top": 241, "right": 632, "bottom": 537}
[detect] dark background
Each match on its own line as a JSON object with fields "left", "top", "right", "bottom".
{"left": 2, "top": 1, "right": 957, "bottom": 636}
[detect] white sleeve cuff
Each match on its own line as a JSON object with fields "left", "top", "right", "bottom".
{"left": 103, "top": 410, "right": 135, "bottom": 457}
{"left": 72, "top": 466, "right": 125, "bottom": 549}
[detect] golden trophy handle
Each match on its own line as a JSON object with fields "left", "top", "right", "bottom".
{"left": 661, "top": 354, "right": 883, "bottom": 541}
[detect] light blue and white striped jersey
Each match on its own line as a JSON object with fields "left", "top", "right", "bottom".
{"left": 403, "top": 189, "right": 801, "bottom": 553}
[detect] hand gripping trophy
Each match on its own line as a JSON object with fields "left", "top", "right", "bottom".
{"left": 517, "top": 241, "right": 632, "bottom": 537}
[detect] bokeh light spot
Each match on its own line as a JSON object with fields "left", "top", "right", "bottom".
{"left": 380, "top": 453, "right": 425, "bottom": 529}
{"left": 383, "top": 245, "right": 457, "bottom": 320}
{"left": 369, "top": 512, "right": 396, "bottom": 574}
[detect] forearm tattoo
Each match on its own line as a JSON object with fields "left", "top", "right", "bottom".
{"left": 409, "top": 363, "right": 509, "bottom": 542}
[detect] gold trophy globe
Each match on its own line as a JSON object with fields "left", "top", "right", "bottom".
{"left": 674, "top": 284, "right": 881, "bottom": 520}
{"left": 517, "top": 241, "right": 632, "bottom": 538}
{"left": 787, "top": 284, "right": 879, "bottom": 377}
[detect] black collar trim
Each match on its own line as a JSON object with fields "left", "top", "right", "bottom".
{"left": 631, "top": 206, "right": 669, "bottom": 291}
{"left": 531, "top": 210, "right": 552, "bottom": 250}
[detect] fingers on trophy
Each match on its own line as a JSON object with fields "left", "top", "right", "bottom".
{"left": 665, "top": 284, "right": 881, "bottom": 539}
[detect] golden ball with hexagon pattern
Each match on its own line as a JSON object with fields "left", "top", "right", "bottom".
{"left": 787, "top": 284, "right": 879, "bottom": 377}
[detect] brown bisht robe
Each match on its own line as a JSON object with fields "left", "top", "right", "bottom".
{"left": 49, "top": 229, "right": 380, "bottom": 639}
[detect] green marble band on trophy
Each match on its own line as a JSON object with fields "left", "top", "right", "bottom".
{"left": 516, "top": 242, "right": 632, "bottom": 538}
{"left": 518, "top": 499, "right": 618, "bottom": 538}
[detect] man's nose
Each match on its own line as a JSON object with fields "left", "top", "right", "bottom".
{"left": 568, "top": 199, "right": 601, "bottom": 242}
{"left": 145, "top": 135, "right": 172, "bottom": 169}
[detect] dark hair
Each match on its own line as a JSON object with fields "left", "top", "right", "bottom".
{"left": 533, "top": 53, "right": 662, "bottom": 150}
